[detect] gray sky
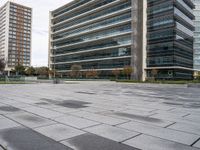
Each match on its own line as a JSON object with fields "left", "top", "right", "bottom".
{"left": 0, "top": 0, "right": 73, "bottom": 67}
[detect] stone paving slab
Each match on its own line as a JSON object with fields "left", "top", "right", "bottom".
{"left": 118, "top": 121, "right": 199, "bottom": 145}
{"left": 70, "top": 111, "right": 129, "bottom": 125}
{"left": 6, "top": 112, "right": 56, "bottom": 128}
{"left": 80, "top": 106, "right": 109, "bottom": 113}
{"left": 168, "top": 122, "right": 200, "bottom": 135}
{"left": 62, "top": 133, "right": 139, "bottom": 150}
{"left": 84, "top": 124, "right": 140, "bottom": 142}
{"left": 1, "top": 82, "right": 200, "bottom": 150}
{"left": 35, "top": 124, "right": 85, "bottom": 141}
{"left": 8, "top": 102, "right": 33, "bottom": 109}
{"left": 0, "top": 127, "right": 72, "bottom": 150}
{"left": 151, "top": 113, "right": 200, "bottom": 126}
{"left": 104, "top": 112, "right": 174, "bottom": 127}
{"left": 184, "top": 114, "right": 200, "bottom": 122}
{"left": 124, "top": 134, "right": 200, "bottom": 150}
{"left": 0, "top": 105, "right": 21, "bottom": 115}
{"left": 53, "top": 115, "right": 100, "bottom": 129}
{"left": 21, "top": 106, "right": 63, "bottom": 118}
{"left": 194, "top": 140, "right": 200, "bottom": 149}
{"left": 0, "top": 118, "right": 21, "bottom": 130}
{"left": 50, "top": 106, "right": 80, "bottom": 113}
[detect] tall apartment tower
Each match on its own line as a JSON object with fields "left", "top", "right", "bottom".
{"left": 193, "top": 0, "right": 200, "bottom": 70}
{"left": 49, "top": 0, "right": 194, "bottom": 80}
{"left": 0, "top": 1, "right": 32, "bottom": 74}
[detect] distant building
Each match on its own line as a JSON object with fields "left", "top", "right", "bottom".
{"left": 49, "top": 0, "right": 195, "bottom": 80}
{"left": 193, "top": 0, "right": 200, "bottom": 70}
{"left": 0, "top": 1, "right": 32, "bottom": 75}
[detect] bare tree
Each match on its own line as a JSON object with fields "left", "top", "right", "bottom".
{"left": 123, "top": 66, "right": 133, "bottom": 80}
{"left": 194, "top": 71, "right": 200, "bottom": 80}
{"left": 85, "top": 69, "right": 99, "bottom": 79}
{"left": 112, "top": 69, "right": 120, "bottom": 80}
{"left": 151, "top": 69, "right": 158, "bottom": 80}
{"left": 70, "top": 64, "right": 82, "bottom": 79}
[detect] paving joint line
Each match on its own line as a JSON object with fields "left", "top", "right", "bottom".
{"left": 0, "top": 144, "right": 7, "bottom": 150}
{"left": 119, "top": 133, "right": 142, "bottom": 143}
{"left": 191, "top": 137, "right": 200, "bottom": 147}
{"left": 164, "top": 122, "right": 176, "bottom": 128}
{"left": 182, "top": 113, "right": 191, "bottom": 118}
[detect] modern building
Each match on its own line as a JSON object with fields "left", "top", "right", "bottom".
{"left": 0, "top": 1, "right": 32, "bottom": 74}
{"left": 49, "top": 0, "right": 195, "bottom": 80}
{"left": 49, "top": 0, "right": 146, "bottom": 80}
{"left": 193, "top": 0, "right": 200, "bottom": 71}
{"left": 146, "top": 0, "right": 195, "bottom": 79}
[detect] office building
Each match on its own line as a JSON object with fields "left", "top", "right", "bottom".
{"left": 49, "top": 0, "right": 195, "bottom": 80}
{"left": 49, "top": 0, "right": 146, "bottom": 80}
{"left": 193, "top": 0, "right": 200, "bottom": 70}
{"left": 147, "top": 0, "right": 195, "bottom": 79}
{"left": 0, "top": 1, "right": 32, "bottom": 74}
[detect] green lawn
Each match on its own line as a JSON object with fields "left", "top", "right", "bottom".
{"left": 116, "top": 80, "right": 200, "bottom": 84}
{"left": 0, "top": 81, "right": 26, "bottom": 84}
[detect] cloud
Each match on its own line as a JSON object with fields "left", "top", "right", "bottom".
{"left": 0, "top": 0, "right": 73, "bottom": 67}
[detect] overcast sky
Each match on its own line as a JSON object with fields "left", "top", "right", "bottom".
{"left": 0, "top": 0, "right": 73, "bottom": 67}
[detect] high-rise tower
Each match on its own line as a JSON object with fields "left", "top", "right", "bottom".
{"left": 0, "top": 1, "right": 32, "bottom": 74}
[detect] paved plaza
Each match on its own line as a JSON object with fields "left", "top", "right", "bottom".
{"left": 0, "top": 81, "right": 200, "bottom": 150}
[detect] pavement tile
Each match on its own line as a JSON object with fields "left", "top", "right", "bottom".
{"left": 118, "top": 121, "right": 199, "bottom": 145}
{"left": 123, "top": 134, "right": 200, "bottom": 150}
{"left": 168, "top": 122, "right": 200, "bottom": 135}
{"left": 0, "top": 118, "right": 21, "bottom": 130}
{"left": 70, "top": 111, "right": 128, "bottom": 125}
{"left": 152, "top": 113, "right": 200, "bottom": 126}
{"left": 106, "top": 112, "right": 173, "bottom": 127}
{"left": 1, "top": 82, "right": 200, "bottom": 150}
{"left": 62, "top": 133, "right": 139, "bottom": 150}
{"left": 80, "top": 107, "right": 109, "bottom": 113}
{"left": 184, "top": 114, "right": 200, "bottom": 122}
{"left": 21, "top": 106, "right": 63, "bottom": 118}
{"left": 50, "top": 106, "right": 80, "bottom": 113}
{"left": 0, "top": 127, "right": 72, "bottom": 150}
{"left": 0, "top": 106, "right": 21, "bottom": 115}
{"left": 84, "top": 124, "right": 140, "bottom": 142}
{"left": 6, "top": 112, "right": 56, "bottom": 128}
{"left": 194, "top": 139, "right": 200, "bottom": 149}
{"left": 7, "top": 102, "right": 32, "bottom": 109}
{"left": 35, "top": 124, "right": 85, "bottom": 141}
{"left": 53, "top": 115, "right": 100, "bottom": 129}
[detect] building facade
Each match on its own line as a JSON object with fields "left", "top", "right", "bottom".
{"left": 49, "top": 0, "right": 195, "bottom": 80}
{"left": 49, "top": 0, "right": 146, "bottom": 80}
{"left": 193, "top": 0, "right": 200, "bottom": 71}
{"left": 0, "top": 1, "right": 32, "bottom": 74}
{"left": 147, "top": 0, "right": 195, "bottom": 79}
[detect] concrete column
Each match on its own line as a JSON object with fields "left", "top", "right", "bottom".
{"left": 131, "top": 0, "right": 145, "bottom": 81}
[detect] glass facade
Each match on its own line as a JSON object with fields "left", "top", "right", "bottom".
{"left": 147, "top": 0, "right": 195, "bottom": 79}
{"left": 49, "top": 0, "right": 195, "bottom": 80}
{"left": 193, "top": 0, "right": 200, "bottom": 70}
{"left": 49, "top": 0, "right": 132, "bottom": 78}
